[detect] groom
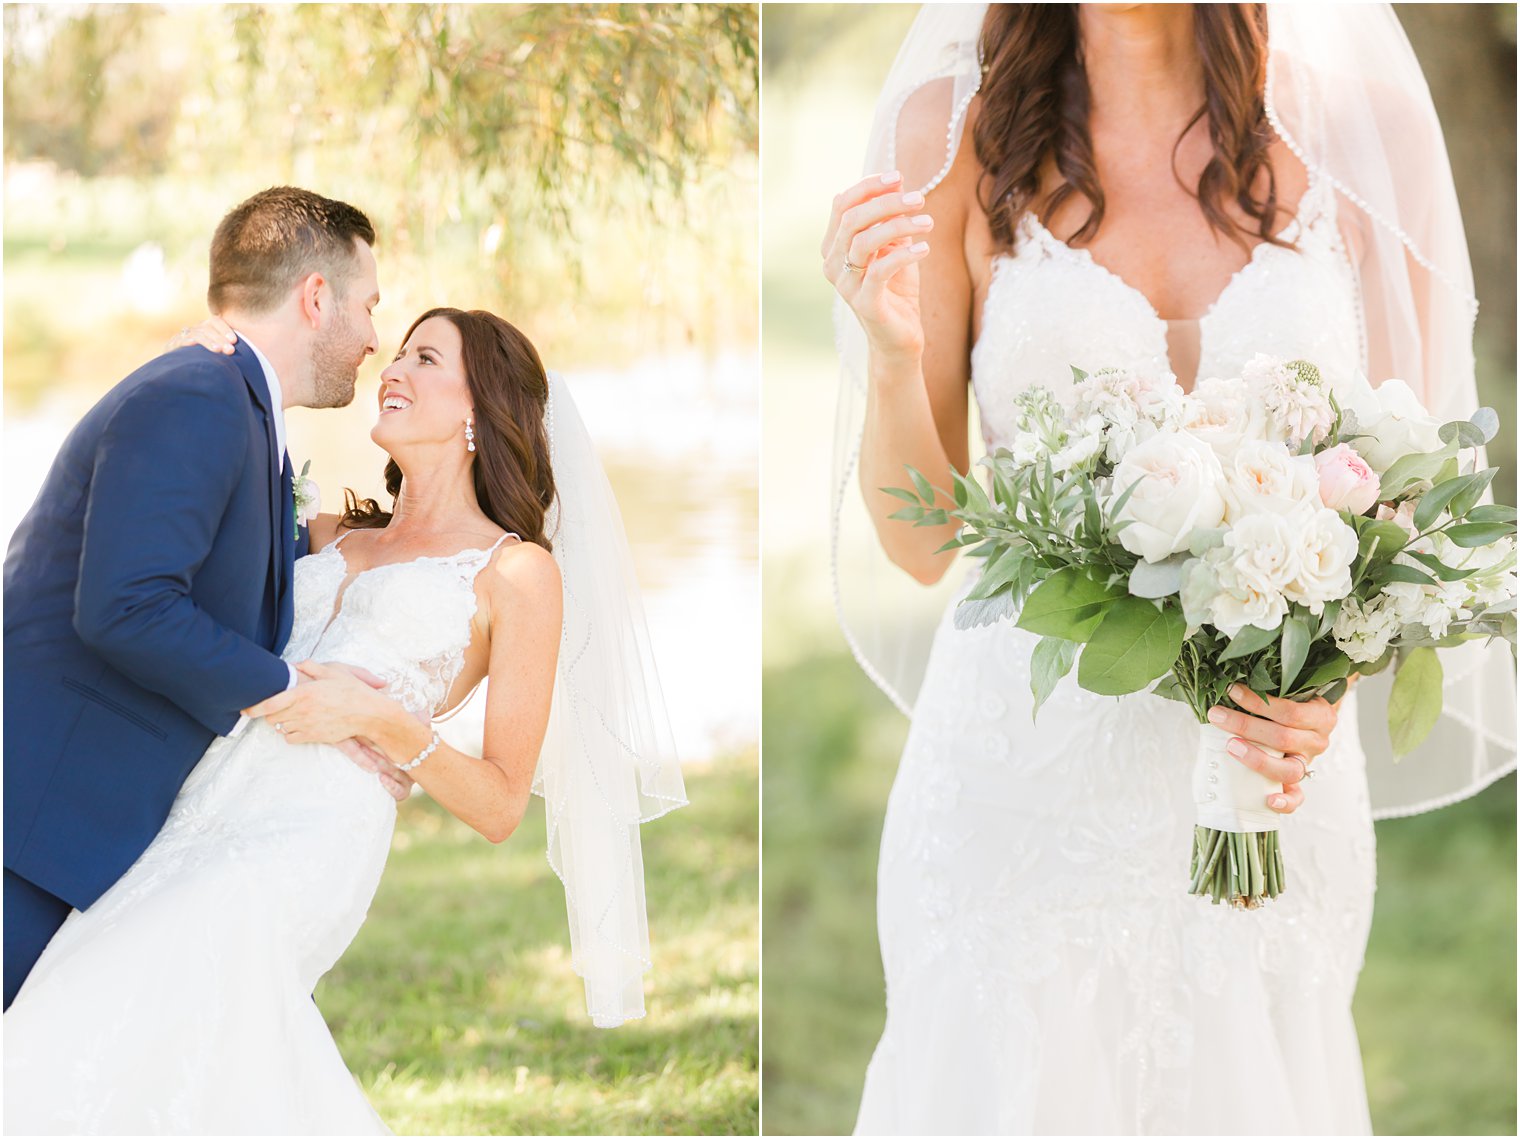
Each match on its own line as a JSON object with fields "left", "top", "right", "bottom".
{"left": 3, "top": 187, "right": 384, "bottom": 1009}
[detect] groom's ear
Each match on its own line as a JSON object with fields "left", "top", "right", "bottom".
{"left": 297, "top": 271, "right": 330, "bottom": 330}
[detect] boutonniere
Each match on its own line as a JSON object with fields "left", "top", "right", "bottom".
{"left": 291, "top": 459, "right": 321, "bottom": 541}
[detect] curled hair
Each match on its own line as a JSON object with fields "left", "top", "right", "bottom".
{"left": 973, "top": 4, "right": 1282, "bottom": 252}
{"left": 341, "top": 308, "right": 557, "bottom": 551}
{"left": 208, "top": 186, "right": 375, "bottom": 315}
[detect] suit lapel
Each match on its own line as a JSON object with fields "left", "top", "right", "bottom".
{"left": 229, "top": 341, "right": 294, "bottom": 647}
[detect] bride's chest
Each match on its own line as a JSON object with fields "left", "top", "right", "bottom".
{"left": 289, "top": 550, "right": 481, "bottom": 665}
{"left": 968, "top": 208, "right": 1360, "bottom": 447}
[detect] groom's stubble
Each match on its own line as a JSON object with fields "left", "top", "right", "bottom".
{"left": 307, "top": 302, "right": 366, "bottom": 409}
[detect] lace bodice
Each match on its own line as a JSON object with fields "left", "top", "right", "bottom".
{"left": 283, "top": 532, "right": 514, "bottom": 719}
{"left": 970, "top": 173, "right": 1362, "bottom": 450}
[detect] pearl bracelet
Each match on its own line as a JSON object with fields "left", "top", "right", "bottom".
{"left": 398, "top": 729, "right": 441, "bottom": 772}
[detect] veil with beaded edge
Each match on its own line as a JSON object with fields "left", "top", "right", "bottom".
{"left": 535, "top": 371, "right": 687, "bottom": 1028}
{"left": 830, "top": 2, "right": 1515, "bottom": 819}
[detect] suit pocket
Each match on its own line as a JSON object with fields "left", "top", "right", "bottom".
{"left": 61, "top": 677, "right": 168, "bottom": 741}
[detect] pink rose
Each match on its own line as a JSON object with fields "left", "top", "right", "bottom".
{"left": 1314, "top": 444, "right": 1380, "bottom": 516}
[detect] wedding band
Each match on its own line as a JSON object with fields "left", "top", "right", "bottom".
{"left": 1291, "top": 754, "right": 1310, "bottom": 781}
{"left": 274, "top": 722, "right": 285, "bottom": 733}
{"left": 843, "top": 255, "right": 865, "bottom": 273}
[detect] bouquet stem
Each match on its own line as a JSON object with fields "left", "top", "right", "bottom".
{"left": 1188, "top": 723, "right": 1286, "bottom": 909}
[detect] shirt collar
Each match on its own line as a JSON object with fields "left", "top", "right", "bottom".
{"left": 237, "top": 332, "right": 287, "bottom": 464}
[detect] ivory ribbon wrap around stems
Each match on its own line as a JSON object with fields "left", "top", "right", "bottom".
{"left": 1193, "top": 723, "right": 1285, "bottom": 835}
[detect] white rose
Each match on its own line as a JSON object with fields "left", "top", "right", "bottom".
{"left": 1183, "top": 376, "right": 1274, "bottom": 456}
{"left": 1286, "top": 506, "right": 1359, "bottom": 612}
{"left": 1345, "top": 376, "right": 1444, "bottom": 473}
{"left": 1109, "top": 430, "right": 1227, "bottom": 563}
{"left": 1333, "top": 594, "right": 1401, "bottom": 663}
{"left": 1208, "top": 580, "right": 1290, "bottom": 638}
{"left": 1218, "top": 440, "right": 1321, "bottom": 522}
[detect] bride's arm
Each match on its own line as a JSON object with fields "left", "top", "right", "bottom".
{"left": 825, "top": 87, "right": 977, "bottom": 585}
{"left": 249, "top": 542, "right": 562, "bottom": 843}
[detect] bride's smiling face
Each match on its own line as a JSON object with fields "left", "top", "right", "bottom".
{"left": 371, "top": 316, "right": 474, "bottom": 454}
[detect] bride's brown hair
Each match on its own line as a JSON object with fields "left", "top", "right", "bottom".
{"left": 340, "top": 308, "right": 557, "bottom": 551}
{"left": 974, "top": 4, "right": 1283, "bottom": 251}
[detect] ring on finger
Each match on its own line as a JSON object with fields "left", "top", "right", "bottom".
{"left": 1289, "top": 754, "right": 1311, "bottom": 781}
{"left": 274, "top": 722, "right": 285, "bottom": 733}
{"left": 842, "top": 254, "right": 865, "bottom": 273}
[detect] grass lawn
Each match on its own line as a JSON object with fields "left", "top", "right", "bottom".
{"left": 760, "top": 650, "right": 1516, "bottom": 1136}
{"left": 320, "top": 752, "right": 758, "bottom": 1136}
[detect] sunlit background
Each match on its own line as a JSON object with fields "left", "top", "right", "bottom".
{"left": 4, "top": 5, "right": 758, "bottom": 1134}
{"left": 762, "top": 4, "right": 1516, "bottom": 1136}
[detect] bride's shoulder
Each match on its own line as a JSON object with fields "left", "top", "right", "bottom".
{"left": 485, "top": 536, "right": 560, "bottom": 600}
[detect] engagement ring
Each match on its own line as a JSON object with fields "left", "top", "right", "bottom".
{"left": 843, "top": 256, "right": 865, "bottom": 273}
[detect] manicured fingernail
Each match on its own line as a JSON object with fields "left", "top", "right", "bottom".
{"left": 880, "top": 170, "right": 902, "bottom": 184}
{"left": 911, "top": 214, "right": 933, "bottom": 227}
{"left": 1207, "top": 708, "right": 1226, "bottom": 725}
{"left": 1226, "top": 739, "right": 1247, "bottom": 758}
{"left": 903, "top": 191, "right": 925, "bottom": 207}
{"left": 1269, "top": 795, "right": 1288, "bottom": 809}
{"left": 909, "top": 241, "right": 929, "bottom": 254}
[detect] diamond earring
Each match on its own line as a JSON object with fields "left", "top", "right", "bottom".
{"left": 465, "top": 416, "right": 476, "bottom": 453}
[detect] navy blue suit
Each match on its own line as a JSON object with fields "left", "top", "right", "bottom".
{"left": 3, "top": 340, "right": 310, "bottom": 1008}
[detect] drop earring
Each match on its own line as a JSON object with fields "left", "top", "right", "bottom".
{"left": 465, "top": 416, "right": 476, "bottom": 453}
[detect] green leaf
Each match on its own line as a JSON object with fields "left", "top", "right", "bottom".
{"left": 887, "top": 505, "right": 923, "bottom": 522}
{"left": 1403, "top": 549, "right": 1482, "bottom": 581}
{"left": 1448, "top": 467, "right": 1497, "bottom": 519}
{"left": 880, "top": 486, "right": 922, "bottom": 505}
{"left": 1076, "top": 598, "right": 1186, "bottom": 696}
{"left": 1379, "top": 445, "right": 1455, "bottom": 498}
{"left": 1014, "top": 567, "right": 1125, "bottom": 642}
{"left": 1128, "top": 555, "right": 1188, "bottom": 599}
{"left": 908, "top": 466, "right": 935, "bottom": 506}
{"left": 1388, "top": 646, "right": 1444, "bottom": 756}
{"left": 1358, "top": 520, "right": 1409, "bottom": 560}
{"left": 1413, "top": 473, "right": 1475, "bottom": 531}
{"left": 1030, "top": 636, "right": 1079, "bottom": 721}
{"left": 1298, "top": 652, "right": 1351, "bottom": 691}
{"left": 1278, "top": 614, "right": 1311, "bottom": 695}
{"left": 953, "top": 593, "right": 1020, "bottom": 630}
{"left": 1466, "top": 504, "right": 1518, "bottom": 525}
{"left": 1470, "top": 407, "right": 1500, "bottom": 444}
{"left": 964, "top": 549, "right": 1021, "bottom": 601}
{"left": 1438, "top": 419, "right": 1487, "bottom": 449}
{"left": 1218, "top": 622, "right": 1279, "bottom": 663}
{"left": 1370, "top": 562, "right": 1438, "bottom": 588}
{"left": 1445, "top": 522, "right": 1513, "bottom": 549}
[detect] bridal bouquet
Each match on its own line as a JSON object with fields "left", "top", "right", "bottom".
{"left": 889, "top": 355, "right": 1517, "bottom": 908}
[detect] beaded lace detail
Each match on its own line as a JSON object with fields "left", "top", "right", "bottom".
{"left": 285, "top": 532, "right": 515, "bottom": 718}
{"left": 970, "top": 173, "right": 1362, "bottom": 451}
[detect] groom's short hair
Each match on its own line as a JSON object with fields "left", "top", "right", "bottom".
{"left": 208, "top": 186, "right": 376, "bottom": 315}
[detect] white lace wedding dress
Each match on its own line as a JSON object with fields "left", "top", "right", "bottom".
{"left": 855, "top": 173, "right": 1379, "bottom": 1135}
{"left": 4, "top": 531, "right": 515, "bottom": 1135}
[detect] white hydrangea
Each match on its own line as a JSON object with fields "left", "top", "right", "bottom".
{"left": 1333, "top": 594, "right": 1403, "bottom": 663}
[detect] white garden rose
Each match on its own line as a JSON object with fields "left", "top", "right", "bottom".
{"left": 1286, "top": 506, "right": 1359, "bottom": 613}
{"left": 1217, "top": 440, "right": 1321, "bottom": 522}
{"left": 1342, "top": 375, "right": 1444, "bottom": 473}
{"left": 1182, "top": 376, "right": 1275, "bottom": 456}
{"left": 1333, "top": 594, "right": 1402, "bottom": 663}
{"left": 1108, "top": 430, "right": 1227, "bottom": 563}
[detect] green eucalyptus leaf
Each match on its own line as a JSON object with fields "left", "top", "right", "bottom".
{"left": 1388, "top": 645, "right": 1444, "bottom": 756}
{"left": 1218, "top": 622, "right": 1279, "bottom": 663}
{"left": 1279, "top": 614, "right": 1311, "bottom": 695}
{"left": 1470, "top": 407, "right": 1500, "bottom": 444}
{"left": 1445, "top": 522, "right": 1512, "bottom": 549}
{"left": 1438, "top": 419, "right": 1487, "bottom": 449}
{"left": 1030, "top": 636, "right": 1079, "bottom": 721}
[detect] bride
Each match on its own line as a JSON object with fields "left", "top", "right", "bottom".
{"left": 4, "top": 307, "right": 686, "bottom": 1134}
{"left": 823, "top": 4, "right": 1513, "bottom": 1134}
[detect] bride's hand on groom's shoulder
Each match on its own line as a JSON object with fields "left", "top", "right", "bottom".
{"left": 165, "top": 315, "right": 238, "bottom": 355}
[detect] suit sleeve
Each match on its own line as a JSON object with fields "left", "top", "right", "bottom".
{"left": 72, "top": 369, "right": 291, "bottom": 736}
